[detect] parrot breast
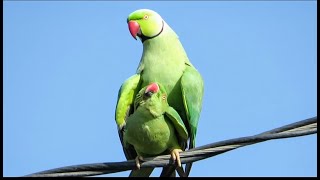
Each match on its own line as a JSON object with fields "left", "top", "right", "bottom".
{"left": 139, "top": 25, "right": 189, "bottom": 121}
{"left": 124, "top": 112, "right": 177, "bottom": 156}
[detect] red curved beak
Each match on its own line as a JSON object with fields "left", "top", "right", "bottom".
{"left": 128, "top": 21, "right": 140, "bottom": 40}
{"left": 145, "top": 83, "right": 159, "bottom": 94}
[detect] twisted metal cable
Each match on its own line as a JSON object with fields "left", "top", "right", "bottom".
{"left": 25, "top": 116, "right": 317, "bottom": 177}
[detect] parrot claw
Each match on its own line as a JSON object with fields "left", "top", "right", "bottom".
{"left": 170, "top": 149, "right": 183, "bottom": 167}
{"left": 135, "top": 155, "right": 144, "bottom": 169}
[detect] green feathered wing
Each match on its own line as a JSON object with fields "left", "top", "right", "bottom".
{"left": 180, "top": 65, "right": 204, "bottom": 176}
{"left": 115, "top": 74, "right": 141, "bottom": 160}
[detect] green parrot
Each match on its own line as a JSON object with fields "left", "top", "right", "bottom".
{"left": 115, "top": 9, "right": 204, "bottom": 176}
{"left": 123, "top": 82, "right": 188, "bottom": 177}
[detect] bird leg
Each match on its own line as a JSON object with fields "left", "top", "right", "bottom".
{"left": 170, "top": 149, "right": 183, "bottom": 167}
{"left": 134, "top": 155, "right": 144, "bottom": 169}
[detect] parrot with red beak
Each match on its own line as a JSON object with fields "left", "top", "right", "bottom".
{"left": 123, "top": 82, "right": 188, "bottom": 177}
{"left": 115, "top": 9, "right": 204, "bottom": 177}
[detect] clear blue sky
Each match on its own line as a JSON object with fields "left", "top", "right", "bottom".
{"left": 3, "top": 1, "right": 317, "bottom": 177}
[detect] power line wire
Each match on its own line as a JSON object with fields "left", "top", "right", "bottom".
{"left": 24, "top": 116, "right": 317, "bottom": 177}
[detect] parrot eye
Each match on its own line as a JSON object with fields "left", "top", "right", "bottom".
{"left": 143, "top": 15, "right": 149, "bottom": 20}
{"left": 162, "top": 95, "right": 166, "bottom": 100}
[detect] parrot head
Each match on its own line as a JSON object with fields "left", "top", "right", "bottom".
{"left": 134, "top": 82, "right": 168, "bottom": 116}
{"left": 127, "top": 9, "right": 164, "bottom": 42}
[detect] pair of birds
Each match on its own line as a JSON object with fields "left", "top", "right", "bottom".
{"left": 115, "top": 9, "right": 204, "bottom": 177}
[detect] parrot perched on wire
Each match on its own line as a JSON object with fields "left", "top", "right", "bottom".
{"left": 123, "top": 82, "right": 188, "bottom": 177}
{"left": 115, "top": 9, "right": 204, "bottom": 177}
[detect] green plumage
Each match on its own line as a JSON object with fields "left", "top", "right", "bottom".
{"left": 115, "top": 9, "right": 204, "bottom": 177}
{"left": 124, "top": 83, "right": 188, "bottom": 157}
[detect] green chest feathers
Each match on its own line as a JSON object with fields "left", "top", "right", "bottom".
{"left": 124, "top": 115, "right": 175, "bottom": 156}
